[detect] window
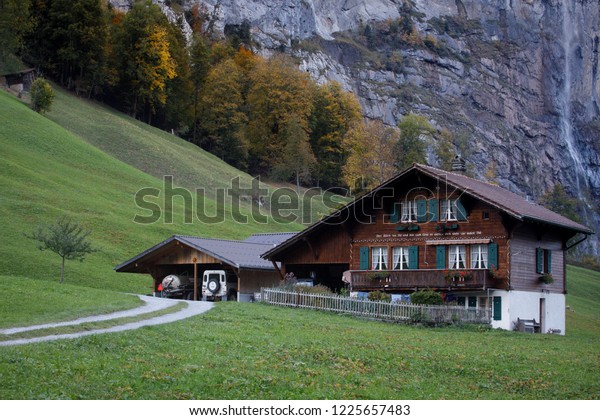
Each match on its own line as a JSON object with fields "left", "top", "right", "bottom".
{"left": 449, "top": 245, "right": 466, "bottom": 269}
{"left": 536, "top": 248, "right": 552, "bottom": 274}
{"left": 392, "top": 247, "right": 409, "bottom": 270}
{"left": 482, "top": 211, "right": 490, "bottom": 220}
{"left": 401, "top": 200, "right": 417, "bottom": 222}
{"left": 470, "top": 244, "right": 488, "bottom": 269}
{"left": 440, "top": 199, "right": 458, "bottom": 221}
{"left": 372, "top": 247, "right": 388, "bottom": 270}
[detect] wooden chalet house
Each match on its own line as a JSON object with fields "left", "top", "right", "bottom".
{"left": 262, "top": 162, "right": 593, "bottom": 334}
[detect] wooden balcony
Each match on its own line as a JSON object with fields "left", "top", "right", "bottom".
{"left": 350, "top": 269, "right": 502, "bottom": 291}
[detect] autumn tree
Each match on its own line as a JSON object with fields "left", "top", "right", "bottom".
{"left": 343, "top": 120, "right": 398, "bottom": 191}
{"left": 309, "top": 81, "right": 363, "bottom": 188}
{"left": 394, "top": 113, "right": 434, "bottom": 170}
{"left": 113, "top": 2, "right": 176, "bottom": 121}
{"left": 199, "top": 58, "right": 248, "bottom": 168}
{"left": 273, "top": 116, "right": 317, "bottom": 192}
{"left": 246, "top": 55, "right": 314, "bottom": 174}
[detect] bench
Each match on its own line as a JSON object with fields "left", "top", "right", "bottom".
{"left": 516, "top": 318, "right": 541, "bottom": 333}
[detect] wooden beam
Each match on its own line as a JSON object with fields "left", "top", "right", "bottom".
{"left": 193, "top": 259, "right": 198, "bottom": 301}
{"left": 271, "top": 260, "right": 284, "bottom": 280}
{"left": 303, "top": 237, "right": 319, "bottom": 260}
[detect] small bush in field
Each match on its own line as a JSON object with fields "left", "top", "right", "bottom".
{"left": 294, "top": 284, "right": 332, "bottom": 295}
{"left": 30, "top": 77, "right": 55, "bottom": 114}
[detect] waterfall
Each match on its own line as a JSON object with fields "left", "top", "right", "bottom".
{"left": 560, "top": 1, "right": 586, "bottom": 192}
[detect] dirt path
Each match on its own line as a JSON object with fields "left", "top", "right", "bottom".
{"left": 0, "top": 295, "right": 213, "bottom": 347}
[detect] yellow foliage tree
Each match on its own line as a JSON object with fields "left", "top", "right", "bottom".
{"left": 133, "top": 24, "right": 176, "bottom": 118}
{"left": 343, "top": 120, "right": 399, "bottom": 192}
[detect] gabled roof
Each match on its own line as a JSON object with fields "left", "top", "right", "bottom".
{"left": 115, "top": 234, "right": 285, "bottom": 273}
{"left": 262, "top": 163, "right": 593, "bottom": 260}
{"left": 244, "top": 232, "right": 298, "bottom": 245}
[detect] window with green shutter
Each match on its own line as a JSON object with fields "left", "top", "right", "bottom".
{"left": 416, "top": 199, "right": 427, "bottom": 222}
{"left": 536, "top": 247, "right": 543, "bottom": 274}
{"left": 390, "top": 203, "right": 399, "bottom": 223}
{"left": 456, "top": 199, "right": 467, "bottom": 221}
{"left": 359, "top": 246, "right": 369, "bottom": 270}
{"left": 488, "top": 243, "right": 498, "bottom": 268}
{"left": 408, "top": 246, "right": 419, "bottom": 269}
{"left": 435, "top": 246, "right": 446, "bottom": 269}
{"left": 428, "top": 198, "right": 438, "bottom": 222}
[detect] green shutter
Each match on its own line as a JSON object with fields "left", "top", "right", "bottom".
{"left": 416, "top": 199, "right": 427, "bottom": 222}
{"left": 436, "top": 246, "right": 446, "bottom": 269}
{"left": 456, "top": 199, "right": 467, "bottom": 221}
{"left": 546, "top": 250, "right": 552, "bottom": 274}
{"left": 488, "top": 243, "right": 498, "bottom": 269}
{"left": 428, "top": 198, "right": 438, "bottom": 222}
{"left": 536, "top": 247, "right": 543, "bottom": 274}
{"left": 408, "top": 246, "right": 419, "bottom": 270}
{"left": 360, "top": 247, "right": 369, "bottom": 270}
{"left": 390, "top": 203, "right": 399, "bottom": 223}
{"left": 493, "top": 296, "right": 502, "bottom": 321}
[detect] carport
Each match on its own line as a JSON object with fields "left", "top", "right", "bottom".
{"left": 115, "top": 233, "right": 295, "bottom": 301}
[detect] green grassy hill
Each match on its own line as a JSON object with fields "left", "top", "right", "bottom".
{"left": 0, "top": 90, "right": 304, "bottom": 293}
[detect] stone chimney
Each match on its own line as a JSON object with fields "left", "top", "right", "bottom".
{"left": 451, "top": 155, "right": 466, "bottom": 172}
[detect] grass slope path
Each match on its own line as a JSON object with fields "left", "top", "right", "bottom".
{"left": 0, "top": 296, "right": 213, "bottom": 347}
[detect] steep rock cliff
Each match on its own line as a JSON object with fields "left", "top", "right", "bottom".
{"left": 112, "top": 0, "right": 600, "bottom": 254}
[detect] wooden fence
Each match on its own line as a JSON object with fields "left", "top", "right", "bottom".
{"left": 260, "top": 288, "right": 491, "bottom": 325}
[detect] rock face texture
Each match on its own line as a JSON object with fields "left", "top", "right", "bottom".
{"left": 112, "top": 0, "right": 600, "bottom": 254}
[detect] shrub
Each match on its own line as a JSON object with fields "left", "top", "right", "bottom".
{"left": 410, "top": 289, "right": 443, "bottom": 305}
{"left": 30, "top": 77, "right": 55, "bottom": 114}
{"left": 293, "top": 284, "right": 332, "bottom": 295}
{"left": 539, "top": 273, "right": 554, "bottom": 285}
{"left": 368, "top": 290, "right": 391, "bottom": 302}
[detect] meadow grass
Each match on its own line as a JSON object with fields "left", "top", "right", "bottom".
{"left": 0, "top": 267, "right": 598, "bottom": 400}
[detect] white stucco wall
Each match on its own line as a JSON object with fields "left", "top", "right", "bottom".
{"left": 490, "top": 290, "right": 565, "bottom": 335}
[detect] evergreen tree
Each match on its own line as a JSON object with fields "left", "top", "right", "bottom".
{"left": 0, "top": 0, "right": 32, "bottom": 73}
{"left": 540, "top": 184, "right": 581, "bottom": 223}
{"left": 30, "top": 77, "right": 55, "bottom": 114}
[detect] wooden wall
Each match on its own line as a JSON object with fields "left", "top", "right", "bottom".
{"left": 238, "top": 269, "right": 281, "bottom": 293}
{"left": 349, "top": 192, "right": 509, "bottom": 276}
{"left": 509, "top": 225, "right": 565, "bottom": 293}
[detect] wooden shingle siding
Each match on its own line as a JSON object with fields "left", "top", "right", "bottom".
{"left": 509, "top": 226, "right": 564, "bottom": 292}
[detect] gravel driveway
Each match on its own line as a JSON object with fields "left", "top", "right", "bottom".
{"left": 0, "top": 295, "right": 213, "bottom": 347}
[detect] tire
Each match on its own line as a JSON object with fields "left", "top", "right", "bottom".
{"left": 207, "top": 279, "right": 220, "bottom": 294}
{"left": 185, "top": 291, "right": 194, "bottom": 301}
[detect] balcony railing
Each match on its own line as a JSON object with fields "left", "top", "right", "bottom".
{"left": 350, "top": 269, "right": 501, "bottom": 291}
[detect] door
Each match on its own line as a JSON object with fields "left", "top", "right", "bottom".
{"left": 539, "top": 298, "right": 546, "bottom": 333}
